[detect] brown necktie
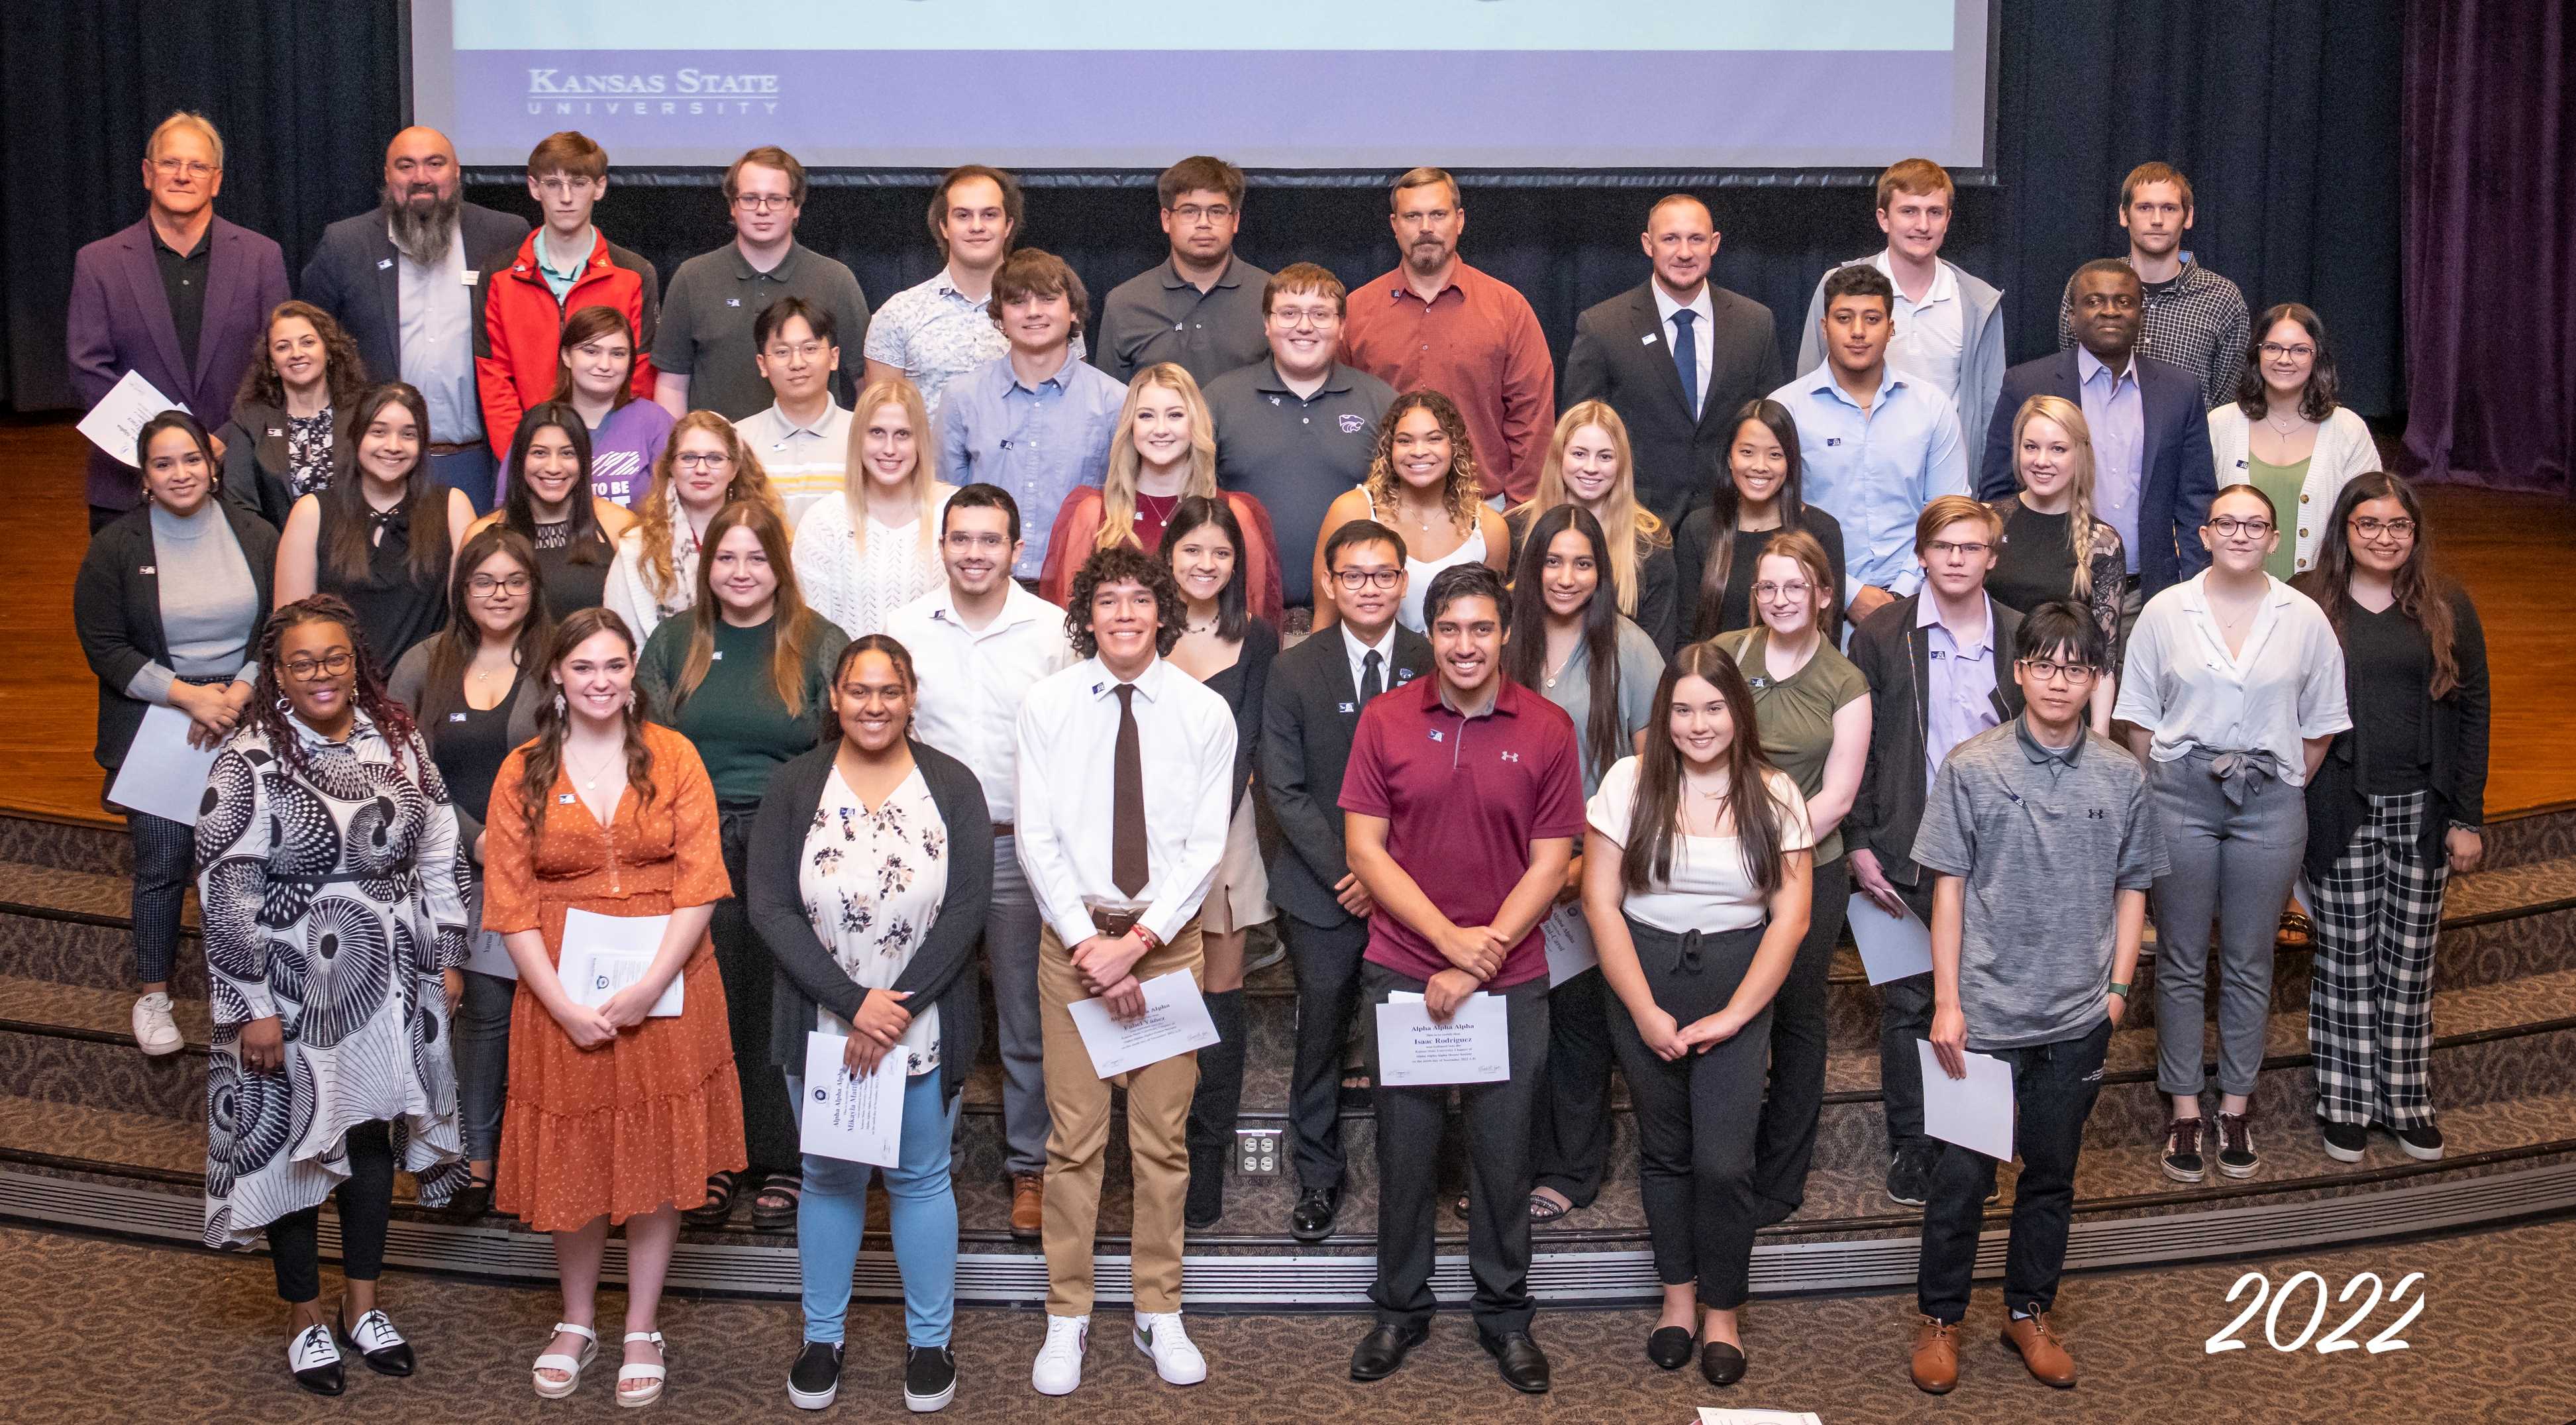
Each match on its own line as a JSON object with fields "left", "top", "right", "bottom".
{"left": 1111, "top": 682, "right": 1149, "bottom": 897}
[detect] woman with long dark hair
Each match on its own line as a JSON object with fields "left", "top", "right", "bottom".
{"left": 1508, "top": 401, "right": 1679, "bottom": 651}
{"left": 1162, "top": 494, "right": 1280, "bottom": 1228}
{"left": 548, "top": 304, "right": 673, "bottom": 509}
{"left": 1673, "top": 398, "right": 1847, "bottom": 643}
{"left": 195, "top": 595, "right": 471, "bottom": 1393}
{"left": 474, "top": 399, "right": 638, "bottom": 618}
{"left": 2294, "top": 473, "right": 2489, "bottom": 1163}
{"left": 641, "top": 498, "right": 850, "bottom": 1232}
{"left": 387, "top": 525, "right": 552, "bottom": 1212}
{"left": 2206, "top": 303, "right": 2380, "bottom": 578}
{"left": 1506, "top": 503, "right": 1667, "bottom": 1223}
{"left": 1582, "top": 642, "right": 1812, "bottom": 1385}
{"left": 274, "top": 382, "right": 477, "bottom": 666}
{"left": 605, "top": 411, "right": 786, "bottom": 642}
{"left": 217, "top": 299, "right": 369, "bottom": 527}
{"left": 484, "top": 607, "right": 744, "bottom": 1407}
{"left": 1312, "top": 388, "right": 1512, "bottom": 632}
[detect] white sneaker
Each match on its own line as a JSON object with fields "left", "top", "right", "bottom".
{"left": 1131, "top": 1311, "right": 1207, "bottom": 1386}
{"left": 1030, "top": 1314, "right": 1087, "bottom": 1396}
{"left": 132, "top": 992, "right": 182, "bottom": 1056}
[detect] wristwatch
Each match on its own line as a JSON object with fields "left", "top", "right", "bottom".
{"left": 2108, "top": 982, "right": 2131, "bottom": 1000}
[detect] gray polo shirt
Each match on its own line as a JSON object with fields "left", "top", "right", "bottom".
{"left": 1094, "top": 255, "right": 1273, "bottom": 388}
{"left": 652, "top": 240, "right": 872, "bottom": 421}
{"left": 1910, "top": 717, "right": 2167, "bottom": 1051}
{"left": 1205, "top": 359, "right": 1397, "bottom": 607}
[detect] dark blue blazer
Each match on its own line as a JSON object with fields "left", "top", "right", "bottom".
{"left": 299, "top": 202, "right": 530, "bottom": 394}
{"left": 1977, "top": 348, "right": 2216, "bottom": 597}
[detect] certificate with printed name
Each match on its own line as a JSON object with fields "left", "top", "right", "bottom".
{"left": 800, "top": 1030, "right": 905, "bottom": 1167}
{"left": 1375, "top": 991, "right": 1510, "bottom": 1086}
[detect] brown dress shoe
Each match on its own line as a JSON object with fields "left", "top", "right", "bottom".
{"left": 1910, "top": 1316, "right": 1959, "bottom": 1394}
{"left": 2000, "top": 1311, "right": 2077, "bottom": 1387}
{"left": 1011, "top": 1173, "right": 1044, "bottom": 1240}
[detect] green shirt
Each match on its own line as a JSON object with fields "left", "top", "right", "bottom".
{"left": 641, "top": 612, "right": 849, "bottom": 804}
{"left": 2245, "top": 454, "right": 2310, "bottom": 582}
{"left": 1714, "top": 626, "right": 1869, "bottom": 863}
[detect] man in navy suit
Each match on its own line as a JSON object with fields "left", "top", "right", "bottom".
{"left": 300, "top": 127, "right": 529, "bottom": 511}
{"left": 67, "top": 112, "right": 289, "bottom": 531}
{"left": 1979, "top": 260, "right": 2216, "bottom": 606}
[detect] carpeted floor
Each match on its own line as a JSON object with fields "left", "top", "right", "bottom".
{"left": 13, "top": 1216, "right": 2575, "bottom": 1424}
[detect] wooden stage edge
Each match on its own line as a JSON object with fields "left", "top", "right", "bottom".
{"left": 6, "top": 415, "right": 2574, "bottom": 832}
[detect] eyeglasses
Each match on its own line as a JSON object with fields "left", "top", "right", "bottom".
{"left": 469, "top": 574, "right": 531, "bottom": 596}
{"left": 2350, "top": 516, "right": 2416, "bottom": 540}
{"left": 944, "top": 531, "right": 1009, "bottom": 551}
{"left": 1331, "top": 568, "right": 1402, "bottom": 592}
{"left": 152, "top": 158, "right": 217, "bottom": 179}
{"left": 1271, "top": 308, "right": 1337, "bottom": 330}
{"left": 733, "top": 193, "right": 793, "bottom": 213}
{"left": 2259, "top": 343, "right": 2317, "bottom": 361}
{"left": 2017, "top": 657, "right": 2095, "bottom": 684}
{"left": 2207, "top": 516, "right": 2275, "bottom": 537}
{"left": 764, "top": 341, "right": 828, "bottom": 362}
{"left": 1169, "top": 203, "right": 1235, "bottom": 223}
{"left": 672, "top": 451, "right": 733, "bottom": 470}
{"left": 1752, "top": 580, "right": 1814, "bottom": 602}
{"left": 282, "top": 652, "right": 354, "bottom": 681}
{"left": 1926, "top": 540, "right": 1992, "bottom": 560}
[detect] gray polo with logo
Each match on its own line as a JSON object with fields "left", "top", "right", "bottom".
{"left": 1204, "top": 359, "right": 1397, "bottom": 607}
{"left": 652, "top": 240, "right": 871, "bottom": 421}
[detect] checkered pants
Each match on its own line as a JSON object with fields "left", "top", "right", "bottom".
{"left": 2308, "top": 790, "right": 2449, "bottom": 1127}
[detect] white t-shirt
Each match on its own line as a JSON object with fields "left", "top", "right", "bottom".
{"left": 1586, "top": 757, "right": 1814, "bottom": 934}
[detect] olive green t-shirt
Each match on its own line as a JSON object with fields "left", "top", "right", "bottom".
{"left": 2245, "top": 454, "right": 2310, "bottom": 582}
{"left": 1713, "top": 626, "right": 1869, "bottom": 863}
{"left": 641, "top": 612, "right": 849, "bottom": 804}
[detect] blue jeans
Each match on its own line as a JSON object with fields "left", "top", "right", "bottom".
{"left": 785, "top": 1069, "right": 959, "bottom": 1347}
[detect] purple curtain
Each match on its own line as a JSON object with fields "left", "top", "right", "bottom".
{"left": 2401, "top": 1, "right": 2576, "bottom": 492}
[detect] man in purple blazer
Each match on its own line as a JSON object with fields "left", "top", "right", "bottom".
{"left": 67, "top": 111, "right": 291, "bottom": 531}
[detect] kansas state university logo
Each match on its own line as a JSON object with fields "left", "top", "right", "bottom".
{"left": 1339, "top": 413, "right": 1366, "bottom": 434}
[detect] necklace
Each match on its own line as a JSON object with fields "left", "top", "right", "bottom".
{"left": 1542, "top": 646, "right": 1577, "bottom": 689}
{"left": 2263, "top": 409, "right": 2305, "bottom": 437}
{"left": 1397, "top": 497, "right": 1440, "bottom": 535}
{"left": 566, "top": 745, "right": 621, "bottom": 793}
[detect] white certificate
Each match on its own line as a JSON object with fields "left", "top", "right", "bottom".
{"left": 1917, "top": 1039, "right": 2016, "bottom": 1161}
{"left": 1064, "top": 968, "right": 1220, "bottom": 1079}
{"left": 1848, "top": 892, "right": 1934, "bottom": 984}
{"left": 462, "top": 928, "right": 519, "bottom": 982}
{"left": 1540, "top": 903, "right": 1598, "bottom": 988}
{"left": 799, "top": 1030, "right": 905, "bottom": 1167}
{"left": 562, "top": 908, "right": 682, "bottom": 1016}
{"left": 106, "top": 703, "right": 223, "bottom": 825}
{"left": 79, "top": 368, "right": 187, "bottom": 466}
{"left": 1375, "top": 991, "right": 1510, "bottom": 1086}
{"left": 1698, "top": 1409, "right": 1824, "bottom": 1425}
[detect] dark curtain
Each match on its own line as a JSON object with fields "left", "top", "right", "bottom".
{"left": 5, "top": 2, "right": 2404, "bottom": 422}
{"left": 2400, "top": 0, "right": 2575, "bottom": 492}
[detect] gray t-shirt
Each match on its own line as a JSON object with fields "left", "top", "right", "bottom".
{"left": 1537, "top": 615, "right": 1667, "bottom": 796}
{"left": 1910, "top": 717, "right": 2166, "bottom": 1051}
{"left": 652, "top": 240, "right": 872, "bottom": 420}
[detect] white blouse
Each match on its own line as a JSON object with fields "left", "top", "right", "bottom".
{"left": 1585, "top": 758, "right": 1814, "bottom": 935}
{"left": 601, "top": 504, "right": 701, "bottom": 645}
{"left": 793, "top": 488, "right": 955, "bottom": 639}
{"left": 799, "top": 763, "right": 949, "bottom": 1075}
{"left": 2112, "top": 571, "right": 2353, "bottom": 786}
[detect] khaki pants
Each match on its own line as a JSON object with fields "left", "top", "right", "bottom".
{"left": 1037, "top": 920, "right": 1205, "bottom": 1316}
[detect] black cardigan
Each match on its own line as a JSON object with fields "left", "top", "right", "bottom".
{"left": 217, "top": 398, "right": 356, "bottom": 529}
{"left": 2303, "top": 579, "right": 2491, "bottom": 880}
{"left": 1843, "top": 592, "right": 2025, "bottom": 891}
{"left": 72, "top": 501, "right": 279, "bottom": 770}
{"left": 751, "top": 739, "right": 992, "bottom": 1103}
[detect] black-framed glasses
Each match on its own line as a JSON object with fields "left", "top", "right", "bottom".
{"left": 282, "top": 652, "right": 354, "bottom": 681}
{"left": 468, "top": 574, "right": 531, "bottom": 596}
{"left": 2016, "top": 657, "right": 2094, "bottom": 684}
{"left": 733, "top": 193, "right": 793, "bottom": 213}
{"left": 2258, "top": 342, "right": 2316, "bottom": 361}
{"left": 2350, "top": 516, "right": 2416, "bottom": 540}
{"left": 2207, "top": 516, "right": 2275, "bottom": 537}
{"left": 1331, "top": 568, "right": 1402, "bottom": 592}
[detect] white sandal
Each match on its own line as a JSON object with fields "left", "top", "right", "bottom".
{"left": 532, "top": 1322, "right": 598, "bottom": 1399}
{"left": 618, "top": 1331, "right": 668, "bottom": 1408}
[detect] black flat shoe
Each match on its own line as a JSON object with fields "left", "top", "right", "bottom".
{"left": 1700, "top": 1339, "right": 1747, "bottom": 1387}
{"left": 337, "top": 1306, "right": 415, "bottom": 1377}
{"left": 446, "top": 1171, "right": 495, "bottom": 1221}
{"left": 1646, "top": 1326, "right": 1693, "bottom": 1370}
{"left": 1290, "top": 1185, "right": 1340, "bottom": 1243}
{"left": 1349, "top": 1322, "right": 1427, "bottom": 1381}
{"left": 289, "top": 1324, "right": 346, "bottom": 1396}
{"left": 1480, "top": 1329, "right": 1551, "bottom": 1394}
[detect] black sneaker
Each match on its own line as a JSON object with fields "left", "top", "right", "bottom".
{"left": 2215, "top": 1112, "right": 2259, "bottom": 1178}
{"left": 1886, "top": 1145, "right": 1933, "bottom": 1206}
{"left": 788, "top": 1340, "right": 843, "bottom": 1410}
{"left": 2393, "top": 1120, "right": 2446, "bottom": 1161}
{"left": 904, "top": 1345, "right": 957, "bottom": 1412}
{"left": 2161, "top": 1116, "right": 2207, "bottom": 1183}
{"left": 2320, "top": 1119, "right": 2368, "bottom": 1163}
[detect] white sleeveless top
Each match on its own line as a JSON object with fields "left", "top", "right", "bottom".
{"left": 1366, "top": 489, "right": 1488, "bottom": 633}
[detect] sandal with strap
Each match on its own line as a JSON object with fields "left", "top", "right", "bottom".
{"left": 532, "top": 1322, "right": 598, "bottom": 1400}
{"left": 618, "top": 1331, "right": 668, "bottom": 1408}
{"left": 681, "top": 1170, "right": 739, "bottom": 1228}
{"left": 1527, "top": 1190, "right": 1572, "bottom": 1224}
{"left": 749, "top": 1171, "right": 802, "bottom": 1232}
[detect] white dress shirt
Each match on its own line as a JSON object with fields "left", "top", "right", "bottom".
{"left": 1014, "top": 654, "right": 1236, "bottom": 947}
{"left": 2113, "top": 572, "right": 2352, "bottom": 786}
{"left": 1872, "top": 248, "right": 1965, "bottom": 396}
{"left": 393, "top": 219, "right": 480, "bottom": 444}
{"left": 1651, "top": 282, "right": 1718, "bottom": 417}
{"left": 886, "top": 578, "right": 1074, "bottom": 824}
{"left": 733, "top": 399, "right": 852, "bottom": 523}
{"left": 1340, "top": 620, "right": 1404, "bottom": 699}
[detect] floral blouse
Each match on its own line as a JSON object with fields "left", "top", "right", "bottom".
{"left": 800, "top": 763, "right": 949, "bottom": 1075}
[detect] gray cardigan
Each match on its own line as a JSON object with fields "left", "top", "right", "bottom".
{"left": 751, "top": 739, "right": 992, "bottom": 1103}
{"left": 1797, "top": 256, "right": 2007, "bottom": 471}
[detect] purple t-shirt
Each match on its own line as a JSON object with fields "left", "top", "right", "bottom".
{"left": 588, "top": 399, "right": 675, "bottom": 509}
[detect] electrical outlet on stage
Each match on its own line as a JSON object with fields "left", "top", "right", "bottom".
{"left": 1235, "top": 1128, "right": 1282, "bottom": 1176}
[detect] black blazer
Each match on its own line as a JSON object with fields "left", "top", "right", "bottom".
{"left": 1564, "top": 281, "right": 1785, "bottom": 529}
{"left": 1259, "top": 623, "right": 1431, "bottom": 928}
{"left": 2302, "top": 580, "right": 2490, "bottom": 881}
{"left": 299, "top": 202, "right": 531, "bottom": 391}
{"left": 1977, "top": 348, "right": 2216, "bottom": 598}
{"left": 1844, "top": 593, "right": 2026, "bottom": 890}
{"left": 1670, "top": 503, "right": 1847, "bottom": 646}
{"left": 72, "top": 502, "right": 279, "bottom": 770}
{"left": 215, "top": 398, "right": 356, "bottom": 529}
{"left": 750, "top": 740, "right": 992, "bottom": 1104}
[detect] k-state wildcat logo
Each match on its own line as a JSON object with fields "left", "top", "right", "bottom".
{"left": 1339, "top": 413, "right": 1366, "bottom": 434}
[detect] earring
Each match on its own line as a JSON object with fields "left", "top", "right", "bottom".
{"left": 552, "top": 691, "right": 566, "bottom": 715}
{"left": 274, "top": 696, "right": 291, "bottom": 714}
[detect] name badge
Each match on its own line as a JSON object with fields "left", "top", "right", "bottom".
{"left": 1640, "top": 333, "right": 1659, "bottom": 347}
{"left": 461, "top": 268, "right": 479, "bottom": 285}
{"left": 376, "top": 257, "right": 394, "bottom": 271}
{"left": 266, "top": 427, "right": 283, "bottom": 438}
{"left": 448, "top": 712, "right": 468, "bottom": 722}
{"left": 725, "top": 297, "right": 743, "bottom": 307}
{"left": 558, "top": 793, "right": 576, "bottom": 804}
{"left": 138, "top": 565, "right": 155, "bottom": 575}
{"left": 709, "top": 649, "right": 723, "bottom": 660}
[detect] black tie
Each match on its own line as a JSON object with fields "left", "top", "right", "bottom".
{"left": 1111, "top": 684, "right": 1148, "bottom": 898}
{"left": 1360, "top": 649, "right": 1383, "bottom": 705}
{"left": 1671, "top": 308, "right": 1700, "bottom": 416}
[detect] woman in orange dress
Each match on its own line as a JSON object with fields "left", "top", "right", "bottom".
{"left": 482, "top": 605, "right": 745, "bottom": 1408}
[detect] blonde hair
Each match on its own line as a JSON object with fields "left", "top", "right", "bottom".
{"left": 1096, "top": 364, "right": 1218, "bottom": 553}
{"left": 1518, "top": 401, "right": 1666, "bottom": 619}
{"left": 839, "top": 378, "right": 943, "bottom": 561}
{"left": 635, "top": 411, "right": 782, "bottom": 606}
{"left": 2010, "top": 395, "right": 2102, "bottom": 600}
{"left": 147, "top": 111, "right": 224, "bottom": 169}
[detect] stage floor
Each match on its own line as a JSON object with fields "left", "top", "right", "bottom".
{"left": 7, "top": 417, "right": 2572, "bottom": 827}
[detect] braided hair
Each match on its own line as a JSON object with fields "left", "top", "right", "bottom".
{"left": 240, "top": 595, "right": 422, "bottom": 785}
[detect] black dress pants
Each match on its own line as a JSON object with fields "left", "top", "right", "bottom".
{"left": 715, "top": 802, "right": 797, "bottom": 1175}
{"left": 1916, "top": 1018, "right": 2113, "bottom": 1322}
{"left": 1284, "top": 911, "right": 1372, "bottom": 1192}
{"left": 266, "top": 1120, "right": 394, "bottom": 1302}
{"left": 1749, "top": 855, "right": 1849, "bottom": 1222}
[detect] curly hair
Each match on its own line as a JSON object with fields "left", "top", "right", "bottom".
{"left": 236, "top": 300, "right": 369, "bottom": 413}
{"left": 1065, "top": 543, "right": 1187, "bottom": 660}
{"left": 1362, "top": 388, "right": 1484, "bottom": 534}
{"left": 635, "top": 411, "right": 784, "bottom": 607}
{"left": 238, "top": 594, "right": 422, "bottom": 786}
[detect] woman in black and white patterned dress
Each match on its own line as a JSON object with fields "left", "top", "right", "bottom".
{"left": 195, "top": 594, "right": 472, "bottom": 1395}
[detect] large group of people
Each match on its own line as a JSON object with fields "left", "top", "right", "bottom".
{"left": 67, "top": 112, "right": 2491, "bottom": 1409}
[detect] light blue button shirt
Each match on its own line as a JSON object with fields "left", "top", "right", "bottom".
{"left": 1771, "top": 366, "right": 1969, "bottom": 602}
{"left": 1919, "top": 595, "right": 2000, "bottom": 795}
{"left": 938, "top": 352, "right": 1127, "bottom": 579}
{"left": 2077, "top": 346, "right": 2147, "bottom": 574}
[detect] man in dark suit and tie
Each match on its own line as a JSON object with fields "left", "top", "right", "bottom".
{"left": 300, "top": 127, "right": 529, "bottom": 511}
{"left": 66, "top": 111, "right": 289, "bottom": 532}
{"left": 1978, "top": 259, "right": 2217, "bottom": 607}
{"left": 1563, "top": 195, "right": 1784, "bottom": 527}
{"left": 1261, "top": 518, "right": 1430, "bottom": 1242}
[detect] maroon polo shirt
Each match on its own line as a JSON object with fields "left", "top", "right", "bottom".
{"left": 1338, "top": 674, "right": 1585, "bottom": 988}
